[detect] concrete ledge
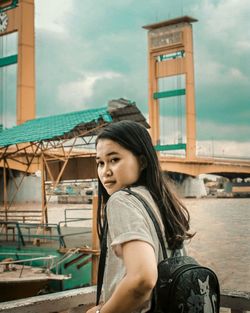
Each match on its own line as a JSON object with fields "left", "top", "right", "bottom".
{"left": 0, "top": 286, "right": 97, "bottom": 313}
{"left": 221, "top": 289, "right": 250, "bottom": 311}
{"left": 1, "top": 287, "right": 250, "bottom": 313}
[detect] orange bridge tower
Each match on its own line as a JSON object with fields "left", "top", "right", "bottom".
{"left": 143, "top": 16, "right": 198, "bottom": 160}
{"left": 0, "top": 0, "right": 35, "bottom": 126}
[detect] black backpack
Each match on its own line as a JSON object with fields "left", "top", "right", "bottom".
{"left": 96, "top": 189, "right": 220, "bottom": 313}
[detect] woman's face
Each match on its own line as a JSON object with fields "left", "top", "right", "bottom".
{"left": 96, "top": 139, "right": 142, "bottom": 195}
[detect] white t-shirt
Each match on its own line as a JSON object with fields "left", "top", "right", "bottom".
{"left": 103, "top": 186, "right": 174, "bottom": 313}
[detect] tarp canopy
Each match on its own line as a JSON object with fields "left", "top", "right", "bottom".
{"left": 0, "top": 107, "right": 112, "bottom": 148}
{"left": 0, "top": 102, "right": 149, "bottom": 149}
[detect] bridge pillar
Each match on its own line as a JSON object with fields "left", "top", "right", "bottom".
{"left": 177, "top": 176, "right": 207, "bottom": 198}
{"left": 224, "top": 181, "right": 233, "bottom": 193}
{"left": 0, "top": 173, "right": 41, "bottom": 204}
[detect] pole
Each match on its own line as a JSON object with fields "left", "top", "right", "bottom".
{"left": 91, "top": 195, "right": 99, "bottom": 285}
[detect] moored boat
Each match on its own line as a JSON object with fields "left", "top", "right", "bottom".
{"left": 0, "top": 256, "right": 71, "bottom": 301}
{"left": 0, "top": 219, "right": 95, "bottom": 302}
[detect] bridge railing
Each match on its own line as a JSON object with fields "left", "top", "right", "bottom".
{"left": 0, "top": 288, "right": 249, "bottom": 313}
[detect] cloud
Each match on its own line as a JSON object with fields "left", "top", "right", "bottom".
{"left": 33, "top": 0, "right": 250, "bottom": 144}
{"left": 193, "top": 0, "right": 250, "bottom": 85}
{"left": 228, "top": 68, "right": 248, "bottom": 81}
{"left": 1, "top": 112, "right": 16, "bottom": 129}
{"left": 193, "top": 0, "right": 250, "bottom": 43}
{"left": 57, "top": 71, "right": 123, "bottom": 109}
{"left": 195, "top": 57, "right": 249, "bottom": 86}
{"left": 236, "top": 41, "right": 250, "bottom": 53}
{"left": 197, "top": 119, "right": 250, "bottom": 143}
{"left": 35, "top": 0, "right": 73, "bottom": 34}
{"left": 197, "top": 140, "right": 250, "bottom": 159}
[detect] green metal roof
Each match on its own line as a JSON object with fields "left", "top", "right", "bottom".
{"left": 0, "top": 107, "right": 112, "bottom": 147}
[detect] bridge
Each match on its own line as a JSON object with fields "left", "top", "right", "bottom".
{"left": 0, "top": 3, "right": 249, "bottom": 193}
{"left": 159, "top": 156, "right": 250, "bottom": 179}
{"left": 0, "top": 2, "right": 249, "bottom": 309}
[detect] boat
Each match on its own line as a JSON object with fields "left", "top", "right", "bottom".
{"left": 0, "top": 256, "right": 71, "bottom": 301}
{"left": 0, "top": 219, "right": 95, "bottom": 302}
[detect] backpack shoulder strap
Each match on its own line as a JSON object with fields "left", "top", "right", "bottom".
{"left": 96, "top": 209, "right": 108, "bottom": 305}
{"left": 123, "top": 189, "right": 168, "bottom": 259}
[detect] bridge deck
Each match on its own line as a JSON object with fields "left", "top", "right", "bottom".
{"left": 159, "top": 156, "right": 250, "bottom": 178}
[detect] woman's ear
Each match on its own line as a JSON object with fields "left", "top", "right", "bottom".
{"left": 139, "top": 155, "right": 147, "bottom": 171}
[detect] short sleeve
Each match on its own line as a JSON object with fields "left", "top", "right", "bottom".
{"left": 107, "top": 191, "right": 156, "bottom": 250}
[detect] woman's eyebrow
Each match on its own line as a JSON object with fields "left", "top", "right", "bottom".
{"left": 107, "top": 151, "right": 119, "bottom": 156}
{"left": 96, "top": 151, "right": 119, "bottom": 160}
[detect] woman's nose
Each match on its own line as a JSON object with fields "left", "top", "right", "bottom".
{"left": 102, "top": 164, "right": 112, "bottom": 177}
{"left": 105, "top": 168, "right": 112, "bottom": 176}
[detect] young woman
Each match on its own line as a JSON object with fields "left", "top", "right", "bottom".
{"left": 87, "top": 120, "right": 193, "bottom": 313}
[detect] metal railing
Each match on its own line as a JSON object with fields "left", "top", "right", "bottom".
{"left": 63, "top": 208, "right": 92, "bottom": 227}
{"left": 0, "top": 218, "right": 93, "bottom": 249}
{"left": 0, "top": 221, "right": 66, "bottom": 248}
{"left": 0, "top": 210, "right": 42, "bottom": 223}
{"left": 0, "top": 221, "right": 25, "bottom": 247}
{"left": 0, "top": 206, "right": 92, "bottom": 249}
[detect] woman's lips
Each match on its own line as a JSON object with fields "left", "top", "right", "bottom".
{"left": 104, "top": 181, "right": 116, "bottom": 188}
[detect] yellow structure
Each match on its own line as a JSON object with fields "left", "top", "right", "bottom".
{"left": 0, "top": 0, "right": 35, "bottom": 125}
{"left": 143, "top": 16, "right": 197, "bottom": 160}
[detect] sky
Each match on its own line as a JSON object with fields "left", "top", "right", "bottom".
{"left": 1, "top": 0, "right": 250, "bottom": 158}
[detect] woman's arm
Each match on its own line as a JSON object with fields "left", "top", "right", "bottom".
{"left": 86, "top": 240, "right": 158, "bottom": 313}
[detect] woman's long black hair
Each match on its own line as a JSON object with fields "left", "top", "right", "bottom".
{"left": 96, "top": 120, "right": 194, "bottom": 250}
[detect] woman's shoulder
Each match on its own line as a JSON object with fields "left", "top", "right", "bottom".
{"left": 106, "top": 186, "right": 149, "bottom": 210}
{"left": 107, "top": 186, "right": 157, "bottom": 216}
{"left": 130, "top": 185, "right": 153, "bottom": 200}
{"left": 106, "top": 187, "right": 150, "bottom": 224}
{"left": 108, "top": 186, "right": 150, "bottom": 203}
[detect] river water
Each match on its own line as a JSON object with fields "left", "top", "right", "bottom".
{"left": 184, "top": 197, "right": 250, "bottom": 293}
{"left": 48, "top": 197, "right": 250, "bottom": 293}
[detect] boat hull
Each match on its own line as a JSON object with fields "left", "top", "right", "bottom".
{"left": 0, "top": 279, "right": 49, "bottom": 301}
{"left": 0, "top": 245, "right": 92, "bottom": 302}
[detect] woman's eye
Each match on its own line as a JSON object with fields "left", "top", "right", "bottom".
{"left": 96, "top": 161, "right": 104, "bottom": 167}
{"left": 110, "top": 158, "right": 119, "bottom": 163}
